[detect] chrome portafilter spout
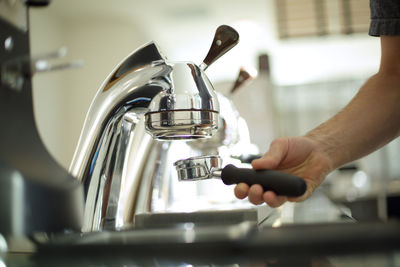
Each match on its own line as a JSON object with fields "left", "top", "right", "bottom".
{"left": 173, "top": 155, "right": 307, "bottom": 197}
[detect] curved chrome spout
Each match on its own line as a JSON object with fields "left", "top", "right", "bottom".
{"left": 69, "top": 42, "right": 220, "bottom": 232}
{"left": 70, "top": 43, "right": 170, "bottom": 181}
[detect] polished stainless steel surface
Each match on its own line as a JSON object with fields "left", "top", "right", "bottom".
{"left": 145, "top": 63, "right": 220, "bottom": 139}
{"left": 174, "top": 155, "right": 222, "bottom": 181}
{"left": 188, "top": 93, "right": 240, "bottom": 150}
{"left": 69, "top": 25, "right": 239, "bottom": 232}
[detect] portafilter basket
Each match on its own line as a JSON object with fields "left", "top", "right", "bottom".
{"left": 173, "top": 155, "right": 306, "bottom": 197}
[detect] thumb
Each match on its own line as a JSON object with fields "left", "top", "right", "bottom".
{"left": 251, "top": 138, "right": 289, "bottom": 170}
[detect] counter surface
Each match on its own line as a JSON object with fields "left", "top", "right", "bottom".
{"left": 3, "top": 192, "right": 400, "bottom": 267}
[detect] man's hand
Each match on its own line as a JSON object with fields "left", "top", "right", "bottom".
{"left": 234, "top": 136, "right": 333, "bottom": 207}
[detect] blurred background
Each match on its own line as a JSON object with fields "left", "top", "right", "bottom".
{"left": 29, "top": 0, "right": 400, "bottom": 220}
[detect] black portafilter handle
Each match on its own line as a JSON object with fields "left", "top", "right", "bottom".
{"left": 220, "top": 164, "right": 307, "bottom": 197}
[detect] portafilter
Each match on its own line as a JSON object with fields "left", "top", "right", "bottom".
{"left": 173, "top": 155, "right": 306, "bottom": 197}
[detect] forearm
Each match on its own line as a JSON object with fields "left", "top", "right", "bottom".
{"left": 306, "top": 71, "right": 400, "bottom": 169}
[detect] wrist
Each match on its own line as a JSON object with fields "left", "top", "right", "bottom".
{"left": 304, "top": 130, "right": 341, "bottom": 172}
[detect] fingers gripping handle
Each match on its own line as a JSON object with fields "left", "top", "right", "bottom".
{"left": 220, "top": 164, "right": 307, "bottom": 197}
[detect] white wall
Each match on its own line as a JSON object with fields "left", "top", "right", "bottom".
{"left": 30, "top": 5, "right": 149, "bottom": 169}
{"left": 29, "top": 9, "right": 68, "bottom": 167}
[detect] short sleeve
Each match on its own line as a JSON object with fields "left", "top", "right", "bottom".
{"left": 369, "top": 0, "right": 400, "bottom": 36}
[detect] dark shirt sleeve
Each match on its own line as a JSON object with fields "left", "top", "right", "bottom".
{"left": 369, "top": 0, "right": 400, "bottom": 36}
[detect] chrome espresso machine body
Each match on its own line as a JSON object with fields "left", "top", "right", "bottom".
{"left": 69, "top": 26, "right": 240, "bottom": 232}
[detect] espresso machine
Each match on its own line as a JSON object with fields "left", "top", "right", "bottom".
{"left": 68, "top": 25, "right": 244, "bottom": 232}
